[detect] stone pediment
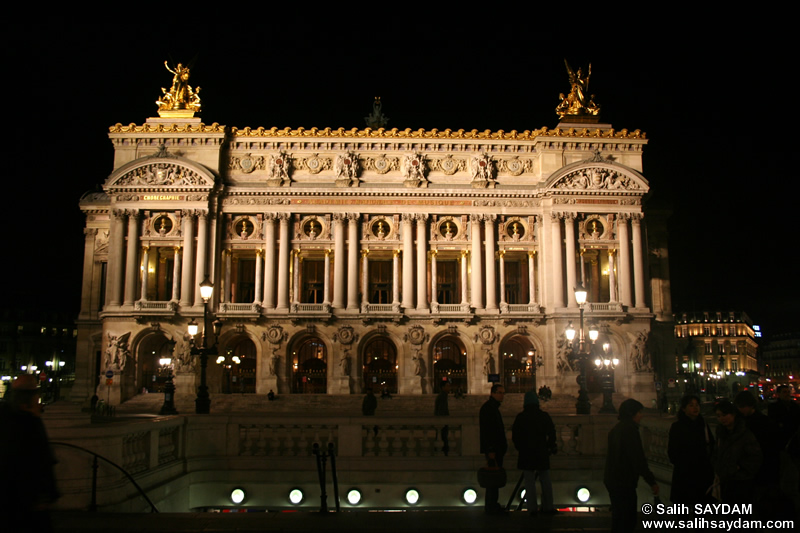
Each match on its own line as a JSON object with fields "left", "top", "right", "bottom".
{"left": 545, "top": 160, "right": 648, "bottom": 194}
{"left": 105, "top": 151, "right": 216, "bottom": 192}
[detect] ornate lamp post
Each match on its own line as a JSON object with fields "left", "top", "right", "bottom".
{"left": 594, "top": 343, "right": 619, "bottom": 414}
{"left": 188, "top": 276, "right": 221, "bottom": 414}
{"left": 565, "top": 283, "right": 598, "bottom": 415}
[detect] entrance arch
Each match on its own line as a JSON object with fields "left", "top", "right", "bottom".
{"left": 432, "top": 336, "right": 468, "bottom": 394}
{"left": 219, "top": 336, "right": 257, "bottom": 394}
{"left": 292, "top": 337, "right": 327, "bottom": 393}
{"left": 363, "top": 338, "right": 398, "bottom": 394}
{"left": 136, "top": 333, "right": 172, "bottom": 394}
{"left": 500, "top": 335, "right": 536, "bottom": 393}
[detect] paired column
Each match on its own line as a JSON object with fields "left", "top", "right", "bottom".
{"left": 332, "top": 214, "right": 346, "bottom": 309}
{"left": 528, "top": 251, "right": 536, "bottom": 305}
{"left": 107, "top": 210, "right": 126, "bottom": 307}
{"left": 549, "top": 213, "right": 565, "bottom": 308}
{"left": 617, "top": 214, "right": 633, "bottom": 307}
{"left": 401, "top": 214, "right": 414, "bottom": 309}
{"left": 608, "top": 249, "right": 617, "bottom": 303}
{"left": 254, "top": 249, "right": 263, "bottom": 305}
{"left": 179, "top": 211, "right": 195, "bottom": 308}
{"left": 263, "top": 215, "right": 276, "bottom": 309}
{"left": 392, "top": 250, "right": 401, "bottom": 306}
{"left": 276, "top": 214, "right": 291, "bottom": 309}
{"left": 292, "top": 250, "right": 300, "bottom": 307}
{"left": 416, "top": 215, "right": 428, "bottom": 310}
{"left": 564, "top": 213, "right": 578, "bottom": 308}
{"left": 193, "top": 211, "right": 209, "bottom": 306}
{"left": 484, "top": 215, "right": 497, "bottom": 311}
{"left": 171, "top": 247, "right": 181, "bottom": 301}
{"left": 361, "top": 250, "right": 369, "bottom": 308}
{"left": 223, "top": 250, "right": 232, "bottom": 303}
{"left": 140, "top": 246, "right": 150, "bottom": 300}
{"left": 430, "top": 251, "right": 438, "bottom": 306}
{"left": 498, "top": 250, "right": 506, "bottom": 308}
{"left": 460, "top": 250, "right": 469, "bottom": 305}
{"left": 470, "top": 215, "right": 483, "bottom": 309}
{"left": 347, "top": 213, "right": 359, "bottom": 310}
{"left": 323, "top": 250, "right": 332, "bottom": 305}
{"left": 631, "top": 214, "right": 646, "bottom": 309}
{"left": 123, "top": 211, "right": 140, "bottom": 306}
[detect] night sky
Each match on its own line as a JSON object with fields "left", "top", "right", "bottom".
{"left": 2, "top": 22, "right": 792, "bottom": 335}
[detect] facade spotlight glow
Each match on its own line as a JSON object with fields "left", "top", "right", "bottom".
{"left": 576, "top": 486, "right": 591, "bottom": 503}
{"left": 405, "top": 488, "right": 420, "bottom": 505}
{"left": 347, "top": 489, "right": 362, "bottom": 505}
{"left": 289, "top": 488, "right": 304, "bottom": 505}
{"left": 462, "top": 488, "right": 477, "bottom": 504}
{"left": 230, "top": 488, "right": 245, "bottom": 504}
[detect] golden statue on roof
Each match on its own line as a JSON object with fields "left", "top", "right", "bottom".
{"left": 556, "top": 60, "right": 600, "bottom": 119}
{"left": 156, "top": 61, "right": 201, "bottom": 118}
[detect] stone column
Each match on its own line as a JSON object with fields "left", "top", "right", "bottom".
{"left": 608, "top": 249, "right": 617, "bottom": 303}
{"left": 292, "top": 250, "right": 300, "bottom": 306}
{"left": 263, "top": 215, "right": 276, "bottom": 309}
{"left": 79, "top": 228, "right": 97, "bottom": 316}
{"left": 123, "top": 211, "right": 140, "bottom": 306}
{"left": 179, "top": 211, "right": 195, "bottom": 308}
{"left": 392, "top": 250, "right": 401, "bottom": 306}
{"left": 430, "top": 250, "right": 438, "bottom": 306}
{"left": 528, "top": 251, "right": 536, "bottom": 305}
{"left": 550, "top": 213, "right": 565, "bottom": 308}
{"left": 631, "top": 214, "right": 646, "bottom": 309}
{"left": 223, "top": 250, "right": 232, "bottom": 303}
{"left": 107, "top": 210, "right": 126, "bottom": 307}
{"left": 276, "top": 214, "right": 290, "bottom": 310}
{"left": 347, "top": 213, "right": 360, "bottom": 310}
{"left": 194, "top": 211, "right": 209, "bottom": 306}
{"left": 416, "top": 214, "right": 429, "bottom": 310}
{"left": 617, "top": 214, "right": 633, "bottom": 307}
{"left": 171, "top": 247, "right": 181, "bottom": 301}
{"left": 254, "top": 249, "right": 263, "bottom": 305}
{"left": 332, "top": 214, "right": 346, "bottom": 309}
{"left": 323, "top": 249, "right": 331, "bottom": 305}
{"left": 484, "top": 215, "right": 497, "bottom": 310}
{"left": 564, "top": 213, "right": 578, "bottom": 308}
{"left": 498, "top": 250, "right": 506, "bottom": 309}
{"left": 460, "top": 250, "right": 469, "bottom": 305}
{"left": 470, "top": 214, "right": 483, "bottom": 309}
{"left": 361, "top": 249, "right": 369, "bottom": 308}
{"left": 139, "top": 246, "right": 150, "bottom": 301}
{"left": 580, "top": 249, "right": 586, "bottom": 286}
{"left": 402, "top": 214, "right": 414, "bottom": 309}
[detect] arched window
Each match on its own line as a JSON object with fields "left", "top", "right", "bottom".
{"left": 432, "top": 337, "right": 467, "bottom": 393}
{"left": 499, "top": 336, "right": 536, "bottom": 393}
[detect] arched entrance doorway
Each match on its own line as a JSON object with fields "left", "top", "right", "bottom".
{"left": 137, "top": 333, "right": 172, "bottom": 395}
{"left": 292, "top": 337, "right": 327, "bottom": 393}
{"left": 219, "top": 336, "right": 257, "bottom": 394}
{"left": 363, "top": 338, "right": 397, "bottom": 394}
{"left": 500, "top": 335, "right": 536, "bottom": 393}
{"left": 433, "top": 336, "right": 467, "bottom": 394}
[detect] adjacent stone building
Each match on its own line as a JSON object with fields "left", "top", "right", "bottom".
{"left": 74, "top": 65, "right": 672, "bottom": 407}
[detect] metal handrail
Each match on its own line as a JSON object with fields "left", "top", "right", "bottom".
{"left": 51, "top": 441, "right": 159, "bottom": 513}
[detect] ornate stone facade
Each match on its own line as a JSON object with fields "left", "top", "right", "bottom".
{"left": 75, "top": 111, "right": 672, "bottom": 406}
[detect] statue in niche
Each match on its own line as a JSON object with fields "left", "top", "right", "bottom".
{"left": 339, "top": 351, "right": 351, "bottom": 376}
{"left": 555, "top": 60, "right": 600, "bottom": 118}
{"left": 629, "top": 330, "right": 652, "bottom": 372}
{"left": 269, "top": 350, "right": 280, "bottom": 376}
{"left": 483, "top": 352, "right": 495, "bottom": 376}
{"left": 105, "top": 332, "right": 131, "bottom": 371}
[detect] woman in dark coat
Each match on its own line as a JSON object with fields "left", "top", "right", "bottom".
{"left": 604, "top": 399, "right": 659, "bottom": 533}
{"left": 713, "top": 401, "right": 762, "bottom": 504}
{"left": 512, "top": 391, "right": 557, "bottom": 514}
{"left": 668, "top": 394, "right": 715, "bottom": 504}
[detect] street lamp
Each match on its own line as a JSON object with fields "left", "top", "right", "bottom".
{"left": 188, "top": 276, "right": 221, "bottom": 414}
{"left": 594, "top": 343, "right": 619, "bottom": 413}
{"left": 565, "top": 283, "right": 598, "bottom": 414}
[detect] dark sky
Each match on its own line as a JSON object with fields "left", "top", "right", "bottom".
{"left": 2, "top": 22, "right": 793, "bottom": 335}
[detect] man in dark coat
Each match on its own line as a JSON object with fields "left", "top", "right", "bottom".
{"left": 512, "top": 391, "right": 557, "bottom": 514}
{"left": 604, "top": 399, "right": 659, "bottom": 533}
{"left": 479, "top": 384, "right": 507, "bottom": 514}
{"left": 667, "top": 394, "right": 714, "bottom": 505}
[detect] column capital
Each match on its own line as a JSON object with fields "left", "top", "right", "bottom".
{"left": 415, "top": 213, "right": 429, "bottom": 222}
{"left": 483, "top": 214, "right": 497, "bottom": 224}
{"left": 461, "top": 249, "right": 469, "bottom": 258}
{"left": 277, "top": 213, "right": 291, "bottom": 222}
{"left": 256, "top": 249, "right": 263, "bottom": 257}
{"left": 550, "top": 211, "right": 563, "bottom": 222}
{"left": 126, "top": 209, "right": 141, "bottom": 219}
{"left": 111, "top": 208, "right": 127, "bottom": 220}
{"left": 332, "top": 213, "right": 347, "bottom": 222}
{"left": 402, "top": 213, "right": 415, "bottom": 223}
{"left": 469, "top": 213, "right": 482, "bottom": 223}
{"left": 528, "top": 250, "right": 536, "bottom": 258}
{"left": 429, "top": 249, "right": 438, "bottom": 258}
{"left": 361, "top": 249, "right": 369, "bottom": 258}
{"left": 563, "top": 212, "right": 577, "bottom": 222}
{"left": 346, "top": 212, "right": 361, "bottom": 221}
{"left": 608, "top": 248, "right": 617, "bottom": 256}
{"left": 263, "top": 213, "right": 276, "bottom": 222}
{"left": 630, "top": 213, "right": 644, "bottom": 224}
{"left": 617, "top": 212, "right": 631, "bottom": 222}
{"left": 393, "top": 249, "right": 401, "bottom": 258}
{"left": 496, "top": 249, "right": 505, "bottom": 258}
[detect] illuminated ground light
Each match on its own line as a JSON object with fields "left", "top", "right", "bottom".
{"left": 347, "top": 489, "right": 362, "bottom": 505}
{"left": 576, "top": 486, "right": 591, "bottom": 503}
{"left": 405, "top": 489, "right": 420, "bottom": 505}
{"left": 289, "top": 488, "right": 304, "bottom": 505}
{"left": 462, "top": 488, "right": 477, "bottom": 505}
{"left": 230, "top": 488, "right": 246, "bottom": 505}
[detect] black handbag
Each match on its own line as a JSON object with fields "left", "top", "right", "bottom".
{"left": 477, "top": 467, "right": 507, "bottom": 488}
